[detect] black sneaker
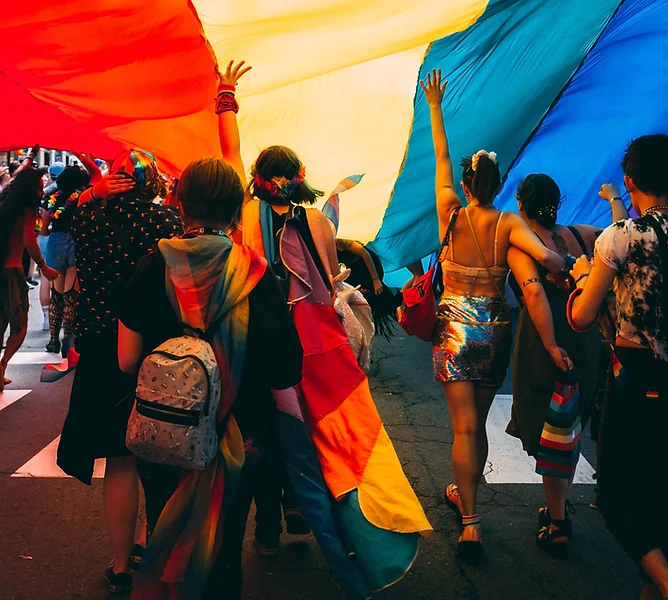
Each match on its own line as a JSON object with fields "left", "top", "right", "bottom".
{"left": 284, "top": 509, "right": 311, "bottom": 535}
{"left": 253, "top": 530, "right": 280, "bottom": 557}
{"left": 104, "top": 562, "right": 133, "bottom": 595}
{"left": 45, "top": 340, "right": 61, "bottom": 354}
{"left": 128, "top": 544, "right": 145, "bottom": 570}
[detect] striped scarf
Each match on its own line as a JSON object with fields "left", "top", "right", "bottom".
{"left": 133, "top": 234, "right": 266, "bottom": 600}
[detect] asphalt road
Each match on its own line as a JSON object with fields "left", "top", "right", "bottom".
{"left": 0, "top": 290, "right": 641, "bottom": 600}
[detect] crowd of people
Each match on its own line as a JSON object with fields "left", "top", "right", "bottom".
{"left": 0, "top": 61, "right": 666, "bottom": 600}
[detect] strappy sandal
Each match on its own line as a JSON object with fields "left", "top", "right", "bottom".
{"left": 444, "top": 483, "right": 463, "bottom": 524}
{"left": 536, "top": 518, "right": 571, "bottom": 558}
{"left": 458, "top": 514, "right": 483, "bottom": 560}
{"left": 538, "top": 500, "right": 576, "bottom": 531}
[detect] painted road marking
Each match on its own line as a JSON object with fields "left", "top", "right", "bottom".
{"left": 10, "top": 352, "right": 62, "bottom": 365}
{"left": 485, "top": 394, "right": 595, "bottom": 485}
{"left": 0, "top": 390, "right": 31, "bottom": 413}
{"left": 11, "top": 436, "right": 105, "bottom": 479}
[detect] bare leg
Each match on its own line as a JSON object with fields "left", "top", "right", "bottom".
{"left": 1, "top": 316, "right": 27, "bottom": 391}
{"left": 640, "top": 550, "right": 668, "bottom": 599}
{"left": 104, "top": 455, "right": 139, "bottom": 574}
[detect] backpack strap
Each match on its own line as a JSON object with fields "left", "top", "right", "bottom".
{"left": 646, "top": 214, "right": 668, "bottom": 333}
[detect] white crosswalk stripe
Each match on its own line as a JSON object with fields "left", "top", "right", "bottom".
{"left": 9, "top": 352, "right": 62, "bottom": 365}
{"left": 0, "top": 389, "right": 31, "bottom": 413}
{"left": 11, "top": 436, "right": 105, "bottom": 479}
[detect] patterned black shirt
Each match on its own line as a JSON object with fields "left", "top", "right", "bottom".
{"left": 70, "top": 199, "right": 182, "bottom": 340}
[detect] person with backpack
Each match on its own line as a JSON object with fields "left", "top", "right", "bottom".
{"left": 115, "top": 155, "right": 303, "bottom": 599}
{"left": 569, "top": 134, "right": 668, "bottom": 600}
{"left": 505, "top": 174, "right": 603, "bottom": 557}
{"left": 56, "top": 149, "right": 181, "bottom": 595}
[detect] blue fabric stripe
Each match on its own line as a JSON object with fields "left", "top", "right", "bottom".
{"left": 497, "top": 0, "right": 668, "bottom": 226}
{"left": 369, "top": 0, "right": 620, "bottom": 271}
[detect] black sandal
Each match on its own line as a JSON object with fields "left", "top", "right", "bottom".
{"left": 538, "top": 500, "right": 576, "bottom": 531}
{"left": 536, "top": 518, "right": 571, "bottom": 558}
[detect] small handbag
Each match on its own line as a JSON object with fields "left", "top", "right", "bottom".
{"left": 398, "top": 208, "right": 460, "bottom": 342}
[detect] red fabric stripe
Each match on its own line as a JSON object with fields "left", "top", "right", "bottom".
{"left": 536, "top": 459, "right": 575, "bottom": 473}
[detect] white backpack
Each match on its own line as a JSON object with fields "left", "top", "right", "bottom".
{"left": 126, "top": 334, "right": 221, "bottom": 470}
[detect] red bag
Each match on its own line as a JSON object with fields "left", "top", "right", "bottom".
{"left": 397, "top": 208, "right": 460, "bottom": 342}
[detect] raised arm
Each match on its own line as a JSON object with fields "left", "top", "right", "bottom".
{"left": 506, "top": 212, "right": 565, "bottom": 273}
{"left": 337, "top": 239, "right": 383, "bottom": 294}
{"left": 76, "top": 174, "right": 135, "bottom": 206}
{"left": 74, "top": 152, "right": 102, "bottom": 185}
{"left": 507, "top": 246, "right": 571, "bottom": 371}
{"left": 599, "top": 183, "right": 630, "bottom": 222}
{"left": 216, "top": 60, "right": 252, "bottom": 189}
{"left": 420, "top": 69, "right": 461, "bottom": 240}
{"left": 14, "top": 143, "right": 40, "bottom": 177}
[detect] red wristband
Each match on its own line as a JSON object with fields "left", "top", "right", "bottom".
{"left": 217, "top": 84, "right": 236, "bottom": 94}
{"left": 566, "top": 287, "right": 591, "bottom": 333}
{"left": 215, "top": 94, "right": 239, "bottom": 115}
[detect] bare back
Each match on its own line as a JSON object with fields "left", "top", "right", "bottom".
{"left": 441, "top": 205, "right": 511, "bottom": 297}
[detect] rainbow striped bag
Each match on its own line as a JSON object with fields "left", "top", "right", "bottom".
{"left": 536, "top": 371, "right": 582, "bottom": 479}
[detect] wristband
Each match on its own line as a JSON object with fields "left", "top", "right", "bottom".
{"left": 215, "top": 94, "right": 239, "bottom": 115}
{"left": 575, "top": 273, "right": 589, "bottom": 286}
{"left": 217, "top": 84, "right": 236, "bottom": 94}
{"left": 610, "top": 197, "right": 623, "bottom": 203}
{"left": 566, "top": 287, "right": 592, "bottom": 333}
{"left": 90, "top": 187, "right": 100, "bottom": 202}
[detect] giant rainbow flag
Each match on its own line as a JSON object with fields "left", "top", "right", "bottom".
{"left": 2, "top": 0, "right": 667, "bottom": 271}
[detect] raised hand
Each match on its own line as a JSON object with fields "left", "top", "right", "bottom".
{"left": 91, "top": 174, "right": 136, "bottom": 201}
{"left": 29, "top": 143, "right": 41, "bottom": 157}
{"left": 218, "top": 60, "right": 252, "bottom": 90}
{"left": 420, "top": 69, "right": 448, "bottom": 108}
{"left": 598, "top": 183, "right": 622, "bottom": 202}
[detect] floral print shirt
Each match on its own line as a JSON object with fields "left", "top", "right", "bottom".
{"left": 595, "top": 210, "right": 668, "bottom": 361}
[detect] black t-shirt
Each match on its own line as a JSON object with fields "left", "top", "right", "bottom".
{"left": 115, "top": 250, "right": 303, "bottom": 435}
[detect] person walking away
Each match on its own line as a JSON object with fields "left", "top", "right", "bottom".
{"left": 569, "top": 134, "right": 668, "bottom": 600}
{"left": 0, "top": 169, "right": 58, "bottom": 390}
{"left": 506, "top": 174, "right": 602, "bottom": 556}
{"left": 421, "top": 69, "right": 568, "bottom": 557}
{"left": 116, "top": 156, "right": 303, "bottom": 600}
{"left": 56, "top": 150, "right": 180, "bottom": 595}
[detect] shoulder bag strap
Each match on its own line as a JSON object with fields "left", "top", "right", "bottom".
{"left": 567, "top": 225, "right": 589, "bottom": 256}
{"left": 463, "top": 208, "right": 507, "bottom": 301}
{"left": 437, "top": 206, "right": 462, "bottom": 262}
{"left": 646, "top": 215, "right": 668, "bottom": 319}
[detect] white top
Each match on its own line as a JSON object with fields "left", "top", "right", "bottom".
{"left": 595, "top": 210, "right": 668, "bottom": 361}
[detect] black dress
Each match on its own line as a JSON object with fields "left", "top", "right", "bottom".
{"left": 57, "top": 198, "right": 182, "bottom": 484}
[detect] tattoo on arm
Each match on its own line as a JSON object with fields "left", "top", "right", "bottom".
{"left": 551, "top": 230, "right": 569, "bottom": 256}
{"left": 522, "top": 277, "right": 541, "bottom": 288}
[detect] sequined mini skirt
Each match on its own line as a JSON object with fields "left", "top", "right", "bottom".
{"left": 433, "top": 294, "right": 512, "bottom": 387}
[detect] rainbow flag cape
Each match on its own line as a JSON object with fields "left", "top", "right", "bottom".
{"left": 133, "top": 235, "right": 267, "bottom": 600}
{"left": 322, "top": 174, "right": 364, "bottom": 233}
{"left": 241, "top": 200, "right": 432, "bottom": 595}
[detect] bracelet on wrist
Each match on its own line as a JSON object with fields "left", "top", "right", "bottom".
{"left": 610, "top": 197, "right": 623, "bottom": 203}
{"left": 90, "top": 187, "right": 100, "bottom": 202}
{"left": 575, "top": 273, "right": 589, "bottom": 285}
{"left": 215, "top": 94, "right": 240, "bottom": 115}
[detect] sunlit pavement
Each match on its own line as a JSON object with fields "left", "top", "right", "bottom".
{"left": 0, "top": 288, "right": 639, "bottom": 599}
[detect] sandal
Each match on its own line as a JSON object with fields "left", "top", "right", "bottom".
{"left": 458, "top": 514, "right": 483, "bottom": 560}
{"left": 444, "top": 483, "right": 463, "bottom": 524}
{"left": 536, "top": 518, "right": 571, "bottom": 558}
{"left": 538, "top": 500, "right": 576, "bottom": 531}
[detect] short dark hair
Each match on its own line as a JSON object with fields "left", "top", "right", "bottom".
{"left": 177, "top": 157, "right": 244, "bottom": 228}
{"left": 461, "top": 154, "right": 501, "bottom": 205}
{"left": 517, "top": 173, "right": 561, "bottom": 229}
{"left": 8, "top": 161, "right": 21, "bottom": 176}
{"left": 249, "top": 145, "right": 323, "bottom": 206}
{"left": 56, "top": 166, "right": 90, "bottom": 198}
{"left": 622, "top": 134, "right": 668, "bottom": 198}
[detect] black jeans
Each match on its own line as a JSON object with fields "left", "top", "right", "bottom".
{"left": 598, "top": 348, "right": 668, "bottom": 576}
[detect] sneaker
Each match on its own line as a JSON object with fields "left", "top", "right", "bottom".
{"left": 254, "top": 530, "right": 280, "bottom": 557}
{"left": 284, "top": 509, "right": 311, "bottom": 535}
{"left": 45, "top": 340, "right": 61, "bottom": 354}
{"left": 128, "top": 544, "right": 145, "bottom": 571}
{"left": 27, "top": 277, "right": 39, "bottom": 287}
{"left": 104, "top": 562, "right": 133, "bottom": 595}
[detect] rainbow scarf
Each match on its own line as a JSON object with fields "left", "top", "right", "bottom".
{"left": 133, "top": 235, "right": 267, "bottom": 600}
{"left": 241, "top": 200, "right": 432, "bottom": 594}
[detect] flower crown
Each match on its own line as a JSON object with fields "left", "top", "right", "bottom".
{"left": 253, "top": 165, "right": 306, "bottom": 201}
{"left": 471, "top": 150, "right": 498, "bottom": 171}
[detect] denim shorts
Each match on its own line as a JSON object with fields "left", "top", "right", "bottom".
{"left": 43, "top": 232, "right": 76, "bottom": 271}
